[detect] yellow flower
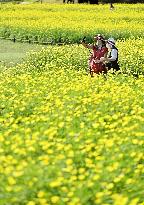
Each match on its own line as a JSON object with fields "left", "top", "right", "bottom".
{"left": 112, "top": 194, "right": 128, "bottom": 205}
{"left": 8, "top": 177, "right": 16, "bottom": 185}
{"left": 37, "top": 191, "right": 45, "bottom": 198}
{"left": 67, "top": 192, "right": 74, "bottom": 197}
{"left": 51, "top": 196, "right": 60, "bottom": 204}
{"left": 6, "top": 186, "right": 13, "bottom": 192}
{"left": 129, "top": 198, "right": 139, "bottom": 205}
{"left": 38, "top": 198, "right": 48, "bottom": 205}
{"left": 49, "top": 180, "right": 61, "bottom": 188}
{"left": 66, "top": 159, "right": 73, "bottom": 165}
{"left": 27, "top": 201, "right": 36, "bottom": 205}
{"left": 78, "top": 168, "right": 85, "bottom": 174}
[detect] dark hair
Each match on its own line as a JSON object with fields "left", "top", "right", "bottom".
{"left": 102, "top": 40, "right": 106, "bottom": 47}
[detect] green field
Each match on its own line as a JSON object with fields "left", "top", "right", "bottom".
{"left": 0, "top": 3, "right": 144, "bottom": 205}
{"left": 0, "top": 39, "right": 46, "bottom": 67}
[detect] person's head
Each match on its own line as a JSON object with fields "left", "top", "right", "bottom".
{"left": 94, "top": 34, "right": 106, "bottom": 46}
{"left": 106, "top": 38, "right": 115, "bottom": 49}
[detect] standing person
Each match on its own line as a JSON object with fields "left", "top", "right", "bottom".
{"left": 100, "top": 38, "right": 120, "bottom": 72}
{"left": 81, "top": 34, "right": 108, "bottom": 76}
{"left": 110, "top": 3, "right": 114, "bottom": 10}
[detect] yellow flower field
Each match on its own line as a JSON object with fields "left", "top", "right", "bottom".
{"left": 0, "top": 3, "right": 144, "bottom": 205}
{"left": 0, "top": 39, "right": 144, "bottom": 204}
{"left": 0, "top": 3, "right": 144, "bottom": 43}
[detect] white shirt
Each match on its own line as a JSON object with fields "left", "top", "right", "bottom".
{"left": 108, "top": 49, "right": 118, "bottom": 61}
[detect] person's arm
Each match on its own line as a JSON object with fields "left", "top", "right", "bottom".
{"left": 100, "top": 49, "right": 118, "bottom": 62}
{"left": 100, "top": 49, "right": 117, "bottom": 62}
{"left": 81, "top": 41, "right": 93, "bottom": 49}
{"left": 104, "top": 48, "right": 108, "bottom": 58}
{"left": 108, "top": 49, "right": 117, "bottom": 61}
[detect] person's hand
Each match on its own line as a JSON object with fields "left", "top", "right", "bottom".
{"left": 80, "top": 40, "right": 85, "bottom": 44}
{"left": 100, "top": 57, "right": 105, "bottom": 62}
{"left": 94, "top": 59, "right": 100, "bottom": 63}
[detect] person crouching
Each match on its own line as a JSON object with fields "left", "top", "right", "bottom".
{"left": 100, "top": 38, "right": 120, "bottom": 73}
